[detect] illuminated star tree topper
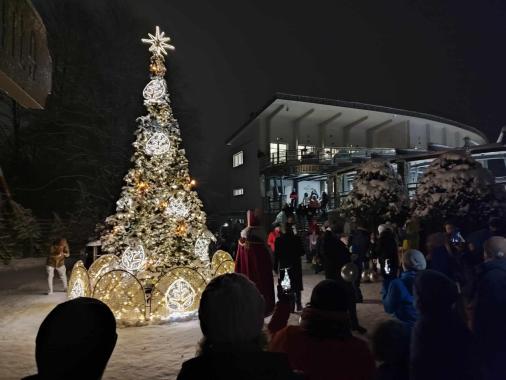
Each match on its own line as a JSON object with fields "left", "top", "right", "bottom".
{"left": 141, "top": 25, "right": 175, "bottom": 56}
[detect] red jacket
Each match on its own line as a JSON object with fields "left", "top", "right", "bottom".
{"left": 268, "top": 302, "right": 375, "bottom": 380}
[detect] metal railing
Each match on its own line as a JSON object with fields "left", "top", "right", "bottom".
{"left": 263, "top": 147, "right": 396, "bottom": 168}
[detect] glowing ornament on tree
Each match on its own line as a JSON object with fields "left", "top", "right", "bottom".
{"left": 116, "top": 197, "right": 133, "bottom": 211}
{"left": 194, "top": 237, "right": 210, "bottom": 261}
{"left": 143, "top": 78, "right": 167, "bottom": 102}
{"left": 145, "top": 132, "right": 171, "bottom": 156}
{"left": 121, "top": 245, "right": 146, "bottom": 272}
{"left": 69, "top": 279, "right": 85, "bottom": 299}
{"left": 165, "top": 197, "right": 190, "bottom": 218}
{"left": 166, "top": 278, "right": 196, "bottom": 312}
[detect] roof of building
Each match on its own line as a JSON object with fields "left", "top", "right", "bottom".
{"left": 226, "top": 93, "right": 488, "bottom": 146}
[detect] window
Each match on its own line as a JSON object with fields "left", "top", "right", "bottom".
{"left": 270, "top": 142, "right": 287, "bottom": 164}
{"left": 487, "top": 159, "right": 506, "bottom": 177}
{"left": 298, "top": 145, "right": 316, "bottom": 160}
{"left": 232, "top": 151, "right": 244, "bottom": 167}
{"left": 233, "top": 188, "right": 244, "bottom": 196}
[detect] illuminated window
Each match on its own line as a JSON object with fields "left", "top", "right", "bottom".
{"left": 298, "top": 145, "right": 316, "bottom": 160}
{"left": 232, "top": 151, "right": 243, "bottom": 167}
{"left": 233, "top": 188, "right": 244, "bottom": 196}
{"left": 270, "top": 142, "right": 287, "bottom": 164}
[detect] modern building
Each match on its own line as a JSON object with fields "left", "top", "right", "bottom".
{"left": 0, "top": 0, "right": 52, "bottom": 109}
{"left": 225, "top": 93, "right": 505, "bottom": 218}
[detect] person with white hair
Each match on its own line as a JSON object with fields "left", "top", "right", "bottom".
{"left": 473, "top": 236, "right": 506, "bottom": 380}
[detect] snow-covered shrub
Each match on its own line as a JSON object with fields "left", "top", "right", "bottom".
{"left": 340, "top": 159, "right": 409, "bottom": 228}
{"left": 411, "top": 151, "right": 506, "bottom": 230}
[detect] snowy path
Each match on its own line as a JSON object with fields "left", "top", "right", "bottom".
{"left": 0, "top": 263, "right": 389, "bottom": 379}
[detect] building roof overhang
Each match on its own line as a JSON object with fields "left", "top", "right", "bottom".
{"left": 226, "top": 93, "right": 488, "bottom": 146}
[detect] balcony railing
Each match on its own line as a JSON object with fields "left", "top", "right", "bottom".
{"left": 263, "top": 147, "right": 396, "bottom": 169}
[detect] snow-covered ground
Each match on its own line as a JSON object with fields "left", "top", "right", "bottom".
{"left": 0, "top": 260, "right": 389, "bottom": 379}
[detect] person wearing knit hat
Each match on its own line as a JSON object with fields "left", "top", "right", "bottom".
{"left": 411, "top": 270, "right": 478, "bottom": 380}
{"left": 402, "top": 249, "right": 427, "bottom": 271}
{"left": 269, "top": 280, "right": 375, "bottom": 380}
{"left": 381, "top": 249, "right": 426, "bottom": 329}
{"left": 474, "top": 236, "right": 506, "bottom": 380}
{"left": 22, "top": 297, "right": 117, "bottom": 380}
{"left": 177, "top": 273, "right": 295, "bottom": 380}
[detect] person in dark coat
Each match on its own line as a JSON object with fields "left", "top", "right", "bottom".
{"left": 322, "top": 224, "right": 350, "bottom": 281}
{"left": 410, "top": 270, "right": 479, "bottom": 380}
{"left": 372, "top": 319, "right": 410, "bottom": 380}
{"left": 426, "top": 232, "right": 454, "bottom": 279}
{"left": 322, "top": 223, "right": 366, "bottom": 334}
{"left": 268, "top": 280, "right": 376, "bottom": 380}
{"left": 376, "top": 226, "right": 399, "bottom": 281}
{"left": 350, "top": 223, "right": 370, "bottom": 302}
{"left": 473, "top": 236, "right": 506, "bottom": 380}
{"left": 382, "top": 249, "right": 426, "bottom": 329}
{"left": 274, "top": 223, "right": 305, "bottom": 311}
{"left": 177, "top": 273, "right": 297, "bottom": 380}
{"left": 23, "top": 297, "right": 117, "bottom": 380}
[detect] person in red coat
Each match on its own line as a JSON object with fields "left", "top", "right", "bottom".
{"left": 267, "top": 226, "right": 281, "bottom": 254}
{"left": 268, "top": 280, "right": 376, "bottom": 380}
{"left": 235, "top": 210, "right": 275, "bottom": 316}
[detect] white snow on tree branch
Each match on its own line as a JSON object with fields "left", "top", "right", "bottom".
{"left": 412, "top": 151, "right": 506, "bottom": 224}
{"left": 340, "top": 159, "right": 408, "bottom": 224}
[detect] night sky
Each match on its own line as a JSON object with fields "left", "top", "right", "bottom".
{"left": 30, "top": 0, "right": 506, "bottom": 215}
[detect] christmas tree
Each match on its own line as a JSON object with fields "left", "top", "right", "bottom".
{"left": 67, "top": 27, "right": 234, "bottom": 325}
{"left": 340, "top": 159, "right": 409, "bottom": 228}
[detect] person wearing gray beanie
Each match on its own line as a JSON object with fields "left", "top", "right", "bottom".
{"left": 177, "top": 273, "right": 296, "bottom": 380}
{"left": 402, "top": 249, "right": 427, "bottom": 271}
{"left": 381, "top": 249, "right": 427, "bottom": 329}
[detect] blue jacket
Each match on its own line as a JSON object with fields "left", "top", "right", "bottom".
{"left": 382, "top": 271, "right": 418, "bottom": 328}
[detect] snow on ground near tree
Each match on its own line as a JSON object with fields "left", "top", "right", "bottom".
{"left": 0, "top": 260, "right": 389, "bottom": 379}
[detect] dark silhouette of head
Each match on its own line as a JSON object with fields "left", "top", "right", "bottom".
{"left": 414, "top": 270, "right": 459, "bottom": 315}
{"left": 198, "top": 273, "right": 265, "bottom": 352}
{"left": 372, "top": 319, "right": 410, "bottom": 364}
{"left": 489, "top": 217, "right": 504, "bottom": 234}
{"left": 34, "top": 297, "right": 117, "bottom": 380}
{"left": 309, "top": 280, "right": 349, "bottom": 312}
{"left": 304, "top": 280, "right": 352, "bottom": 339}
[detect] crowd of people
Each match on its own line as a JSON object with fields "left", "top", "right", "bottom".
{"left": 25, "top": 208, "right": 506, "bottom": 380}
